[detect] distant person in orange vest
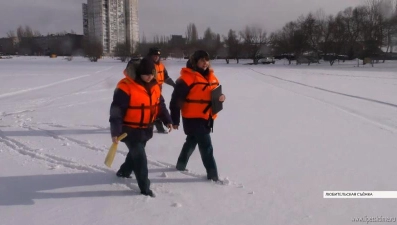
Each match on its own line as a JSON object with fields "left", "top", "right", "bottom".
{"left": 169, "top": 50, "right": 226, "bottom": 181}
{"left": 109, "top": 58, "right": 173, "bottom": 197}
{"left": 146, "top": 47, "right": 176, "bottom": 134}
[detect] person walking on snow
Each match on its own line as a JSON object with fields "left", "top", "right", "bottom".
{"left": 169, "top": 50, "right": 226, "bottom": 181}
{"left": 146, "top": 47, "right": 176, "bottom": 133}
{"left": 109, "top": 58, "right": 173, "bottom": 197}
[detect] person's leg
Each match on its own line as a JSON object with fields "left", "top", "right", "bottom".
{"left": 125, "top": 141, "right": 155, "bottom": 197}
{"left": 117, "top": 152, "right": 134, "bottom": 178}
{"left": 196, "top": 133, "right": 218, "bottom": 181}
{"left": 176, "top": 135, "right": 197, "bottom": 170}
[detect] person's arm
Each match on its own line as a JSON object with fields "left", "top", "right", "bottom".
{"left": 169, "top": 79, "right": 190, "bottom": 127}
{"left": 157, "top": 95, "right": 172, "bottom": 126}
{"left": 109, "top": 84, "right": 130, "bottom": 142}
{"left": 163, "top": 68, "right": 176, "bottom": 87}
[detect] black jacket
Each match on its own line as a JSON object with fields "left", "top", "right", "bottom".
{"left": 109, "top": 76, "right": 172, "bottom": 142}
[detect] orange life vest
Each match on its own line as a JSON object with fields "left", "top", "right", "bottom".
{"left": 116, "top": 77, "right": 161, "bottom": 128}
{"left": 179, "top": 68, "right": 220, "bottom": 120}
{"left": 154, "top": 62, "right": 166, "bottom": 85}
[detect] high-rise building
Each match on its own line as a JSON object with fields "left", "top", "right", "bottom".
{"left": 125, "top": 0, "right": 139, "bottom": 52}
{"left": 82, "top": 0, "right": 139, "bottom": 54}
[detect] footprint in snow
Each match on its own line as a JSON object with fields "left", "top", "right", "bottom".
{"left": 171, "top": 202, "right": 182, "bottom": 207}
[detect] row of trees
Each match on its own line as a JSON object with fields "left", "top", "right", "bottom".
{"left": 124, "top": 0, "right": 397, "bottom": 65}
{"left": 6, "top": 25, "right": 77, "bottom": 39}
{"left": 1, "top": 26, "right": 80, "bottom": 56}
{"left": 271, "top": 0, "right": 397, "bottom": 64}
{"left": 2, "top": 0, "right": 397, "bottom": 64}
{"left": 133, "top": 23, "right": 268, "bottom": 64}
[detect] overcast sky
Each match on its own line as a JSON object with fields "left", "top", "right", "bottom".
{"left": 0, "top": 0, "right": 363, "bottom": 40}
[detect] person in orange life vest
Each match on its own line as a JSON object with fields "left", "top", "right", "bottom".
{"left": 109, "top": 58, "right": 173, "bottom": 197}
{"left": 147, "top": 47, "right": 176, "bottom": 134}
{"left": 169, "top": 50, "right": 226, "bottom": 181}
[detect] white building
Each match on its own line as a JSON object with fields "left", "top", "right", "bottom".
{"left": 82, "top": 0, "right": 139, "bottom": 54}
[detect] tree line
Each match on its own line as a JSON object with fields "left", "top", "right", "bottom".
{"left": 1, "top": 25, "right": 80, "bottom": 56}
{"left": 119, "top": 0, "right": 397, "bottom": 65}
{"left": 270, "top": 0, "right": 397, "bottom": 65}
{"left": 2, "top": 0, "right": 396, "bottom": 64}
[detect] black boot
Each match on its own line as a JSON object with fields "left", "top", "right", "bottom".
{"left": 176, "top": 162, "right": 186, "bottom": 171}
{"left": 207, "top": 169, "right": 219, "bottom": 181}
{"left": 141, "top": 189, "right": 156, "bottom": 197}
{"left": 207, "top": 175, "right": 219, "bottom": 182}
{"left": 116, "top": 170, "right": 132, "bottom": 178}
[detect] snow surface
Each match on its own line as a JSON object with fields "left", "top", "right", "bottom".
{"left": 1, "top": 56, "right": 397, "bottom": 225}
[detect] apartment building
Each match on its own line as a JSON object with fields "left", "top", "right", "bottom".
{"left": 82, "top": 0, "right": 139, "bottom": 54}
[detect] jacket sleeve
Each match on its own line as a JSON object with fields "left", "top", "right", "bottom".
{"left": 109, "top": 87, "right": 130, "bottom": 137}
{"left": 169, "top": 78, "right": 190, "bottom": 126}
{"left": 157, "top": 95, "right": 172, "bottom": 125}
{"left": 163, "top": 68, "right": 176, "bottom": 87}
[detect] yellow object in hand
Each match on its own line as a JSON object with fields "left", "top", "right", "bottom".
{"left": 104, "top": 133, "right": 127, "bottom": 168}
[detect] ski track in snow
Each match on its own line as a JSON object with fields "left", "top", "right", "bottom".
{"left": 29, "top": 123, "right": 238, "bottom": 185}
{"left": 251, "top": 69, "right": 397, "bottom": 109}
{"left": 1, "top": 109, "right": 35, "bottom": 117}
{"left": 1, "top": 121, "right": 243, "bottom": 189}
{"left": 250, "top": 69, "right": 397, "bottom": 134}
{"left": 0, "top": 74, "right": 91, "bottom": 99}
{"left": 298, "top": 70, "right": 397, "bottom": 80}
{"left": 57, "top": 97, "right": 111, "bottom": 109}
{"left": 149, "top": 159, "right": 239, "bottom": 187}
{"left": 28, "top": 126, "right": 108, "bottom": 153}
{"left": 0, "top": 130, "right": 108, "bottom": 173}
{"left": 17, "top": 90, "right": 111, "bottom": 112}
{"left": 0, "top": 66, "right": 114, "bottom": 114}
{"left": 0, "top": 129, "right": 143, "bottom": 193}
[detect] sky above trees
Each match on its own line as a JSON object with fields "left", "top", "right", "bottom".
{"left": 0, "top": 0, "right": 364, "bottom": 39}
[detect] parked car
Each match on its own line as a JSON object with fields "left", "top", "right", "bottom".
{"left": 258, "top": 57, "right": 275, "bottom": 64}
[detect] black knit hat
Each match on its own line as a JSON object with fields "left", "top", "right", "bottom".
{"left": 137, "top": 58, "right": 156, "bottom": 76}
{"left": 192, "top": 50, "right": 209, "bottom": 62}
{"left": 148, "top": 47, "right": 161, "bottom": 56}
{"left": 187, "top": 50, "right": 210, "bottom": 70}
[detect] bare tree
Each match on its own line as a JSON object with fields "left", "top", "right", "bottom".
{"left": 16, "top": 25, "right": 38, "bottom": 38}
{"left": 300, "top": 10, "right": 327, "bottom": 60}
{"left": 114, "top": 41, "right": 132, "bottom": 62}
{"left": 357, "top": 0, "right": 388, "bottom": 61}
{"left": 375, "top": 0, "right": 397, "bottom": 57}
{"left": 33, "top": 30, "right": 41, "bottom": 37}
{"left": 239, "top": 25, "right": 268, "bottom": 64}
{"left": 6, "top": 30, "right": 16, "bottom": 38}
{"left": 17, "top": 26, "right": 24, "bottom": 39}
{"left": 185, "top": 23, "right": 198, "bottom": 44}
{"left": 223, "top": 29, "right": 242, "bottom": 64}
{"left": 270, "top": 21, "right": 301, "bottom": 64}
{"left": 185, "top": 23, "right": 199, "bottom": 56}
{"left": 84, "top": 38, "right": 103, "bottom": 62}
{"left": 201, "top": 27, "right": 221, "bottom": 58}
{"left": 24, "top": 25, "right": 34, "bottom": 37}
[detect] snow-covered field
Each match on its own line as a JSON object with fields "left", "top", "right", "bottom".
{"left": 1, "top": 56, "right": 397, "bottom": 225}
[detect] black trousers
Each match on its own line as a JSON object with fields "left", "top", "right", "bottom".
{"left": 176, "top": 133, "right": 218, "bottom": 179}
{"left": 118, "top": 140, "right": 150, "bottom": 193}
